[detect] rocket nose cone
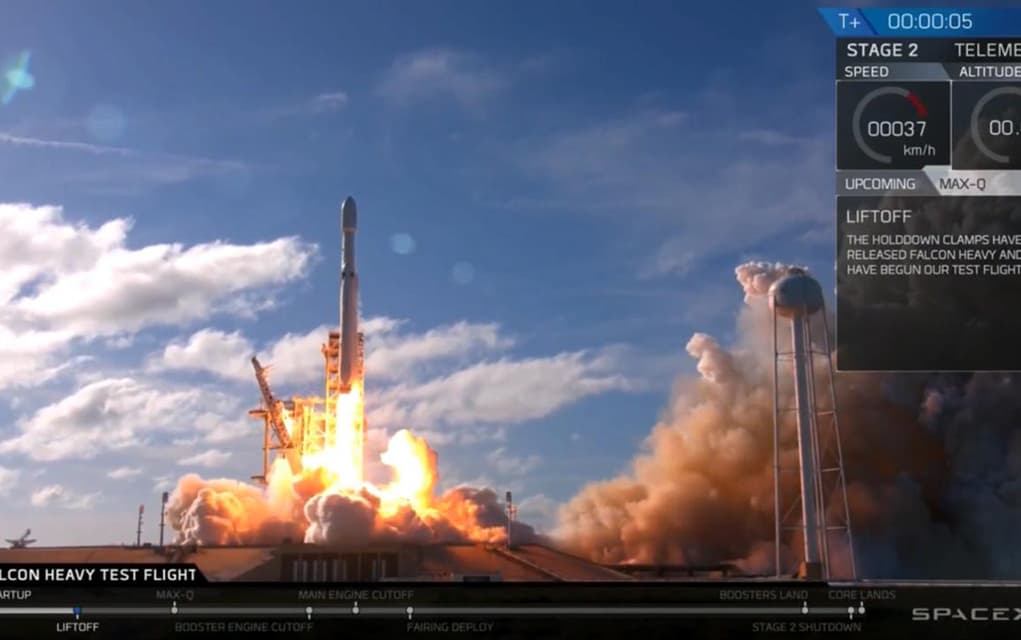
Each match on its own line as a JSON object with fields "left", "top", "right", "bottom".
{"left": 342, "top": 197, "right": 357, "bottom": 230}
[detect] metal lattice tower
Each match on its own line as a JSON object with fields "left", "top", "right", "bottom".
{"left": 770, "top": 268, "right": 856, "bottom": 580}
{"left": 317, "top": 331, "right": 342, "bottom": 456}
{"left": 249, "top": 357, "right": 303, "bottom": 477}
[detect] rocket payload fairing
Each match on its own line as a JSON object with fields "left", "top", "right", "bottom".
{"left": 339, "top": 196, "right": 360, "bottom": 391}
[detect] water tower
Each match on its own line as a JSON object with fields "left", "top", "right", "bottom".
{"left": 769, "top": 268, "right": 856, "bottom": 580}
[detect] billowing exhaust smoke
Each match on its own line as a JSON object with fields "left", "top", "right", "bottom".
{"left": 166, "top": 473, "right": 305, "bottom": 545}
{"left": 167, "top": 442, "right": 542, "bottom": 548}
{"left": 557, "top": 261, "right": 1021, "bottom": 579}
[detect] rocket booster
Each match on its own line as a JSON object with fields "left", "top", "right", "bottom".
{"left": 339, "top": 196, "right": 359, "bottom": 391}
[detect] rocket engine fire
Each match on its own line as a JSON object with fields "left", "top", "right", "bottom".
{"left": 167, "top": 197, "right": 540, "bottom": 549}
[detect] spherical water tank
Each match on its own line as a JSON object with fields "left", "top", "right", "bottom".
{"left": 769, "top": 267, "right": 824, "bottom": 318}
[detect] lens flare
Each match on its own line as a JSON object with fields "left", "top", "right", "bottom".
{"left": 452, "top": 261, "right": 475, "bottom": 285}
{"left": 2, "top": 51, "right": 35, "bottom": 105}
{"left": 390, "top": 233, "right": 416, "bottom": 255}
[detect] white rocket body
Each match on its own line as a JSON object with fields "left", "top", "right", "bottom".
{"left": 339, "top": 196, "right": 359, "bottom": 392}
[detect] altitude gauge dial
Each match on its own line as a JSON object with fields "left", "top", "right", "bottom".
{"left": 952, "top": 82, "right": 1021, "bottom": 169}
{"left": 838, "top": 82, "right": 950, "bottom": 170}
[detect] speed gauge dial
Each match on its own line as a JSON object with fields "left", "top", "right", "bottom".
{"left": 837, "top": 81, "right": 950, "bottom": 170}
{"left": 952, "top": 82, "right": 1021, "bottom": 170}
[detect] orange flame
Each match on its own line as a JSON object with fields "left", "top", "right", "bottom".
{"left": 278, "top": 380, "right": 472, "bottom": 538}
{"left": 301, "top": 382, "right": 365, "bottom": 492}
{"left": 377, "top": 429, "right": 438, "bottom": 518}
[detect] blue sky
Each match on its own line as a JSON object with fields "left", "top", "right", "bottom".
{"left": 0, "top": 1, "right": 844, "bottom": 544}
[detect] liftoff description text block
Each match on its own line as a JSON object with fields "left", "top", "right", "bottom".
{"left": 822, "top": 8, "right": 1021, "bottom": 371}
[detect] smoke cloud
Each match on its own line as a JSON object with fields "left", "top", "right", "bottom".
{"left": 168, "top": 452, "right": 542, "bottom": 548}
{"left": 557, "top": 261, "right": 1021, "bottom": 579}
{"left": 166, "top": 473, "right": 305, "bottom": 545}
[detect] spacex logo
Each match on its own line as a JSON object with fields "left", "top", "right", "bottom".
{"left": 912, "top": 607, "right": 1021, "bottom": 622}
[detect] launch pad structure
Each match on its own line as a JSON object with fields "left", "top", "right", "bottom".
{"left": 248, "top": 197, "right": 366, "bottom": 484}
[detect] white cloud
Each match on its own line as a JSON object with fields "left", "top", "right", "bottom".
{"left": 362, "top": 316, "right": 405, "bottom": 335}
{"left": 0, "top": 465, "right": 19, "bottom": 496}
{"left": 210, "top": 317, "right": 513, "bottom": 388}
{"left": 107, "top": 466, "right": 142, "bottom": 480}
{"left": 738, "top": 129, "right": 814, "bottom": 146}
{"left": 371, "top": 348, "right": 633, "bottom": 430}
{"left": 153, "top": 474, "right": 175, "bottom": 493}
{"left": 0, "top": 132, "right": 135, "bottom": 156}
{"left": 179, "top": 449, "right": 232, "bottom": 468}
{"left": 155, "top": 329, "right": 254, "bottom": 381}
{"left": 311, "top": 91, "right": 349, "bottom": 111}
{"left": 257, "top": 324, "right": 333, "bottom": 385}
{"left": 530, "top": 108, "right": 688, "bottom": 192}
{"left": 0, "top": 133, "right": 248, "bottom": 189}
{"left": 0, "top": 377, "right": 247, "bottom": 461}
{"left": 412, "top": 425, "right": 507, "bottom": 448}
{"left": 378, "top": 48, "right": 505, "bottom": 108}
{"left": 258, "top": 92, "right": 351, "bottom": 121}
{"left": 0, "top": 203, "right": 317, "bottom": 391}
{"left": 0, "top": 203, "right": 129, "bottom": 305}
{"left": 105, "top": 335, "right": 135, "bottom": 349}
{"left": 154, "top": 323, "right": 337, "bottom": 386}
{"left": 486, "top": 447, "right": 541, "bottom": 475}
{"left": 14, "top": 236, "right": 315, "bottom": 336}
{"left": 196, "top": 412, "right": 255, "bottom": 445}
{"left": 0, "top": 326, "right": 75, "bottom": 390}
{"left": 366, "top": 321, "right": 513, "bottom": 381}
{"left": 30, "top": 484, "right": 100, "bottom": 510}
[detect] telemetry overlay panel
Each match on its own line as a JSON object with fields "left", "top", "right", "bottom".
{"left": 821, "top": 8, "right": 1021, "bottom": 371}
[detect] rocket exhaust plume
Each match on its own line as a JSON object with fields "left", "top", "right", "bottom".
{"left": 167, "top": 197, "right": 541, "bottom": 549}
{"left": 556, "top": 262, "right": 1021, "bottom": 579}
